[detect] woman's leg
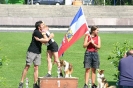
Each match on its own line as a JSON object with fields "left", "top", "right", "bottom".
{"left": 52, "top": 52, "right": 60, "bottom": 67}
{"left": 91, "top": 68, "right": 96, "bottom": 85}
{"left": 52, "top": 51, "right": 63, "bottom": 77}
{"left": 46, "top": 50, "right": 53, "bottom": 75}
{"left": 85, "top": 68, "right": 91, "bottom": 85}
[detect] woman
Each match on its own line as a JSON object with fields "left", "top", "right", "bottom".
{"left": 83, "top": 26, "right": 101, "bottom": 88}
{"left": 34, "top": 23, "right": 63, "bottom": 78}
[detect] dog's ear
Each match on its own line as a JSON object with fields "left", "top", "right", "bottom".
{"left": 97, "top": 69, "right": 100, "bottom": 72}
{"left": 60, "top": 60, "right": 63, "bottom": 64}
{"left": 101, "top": 70, "right": 104, "bottom": 72}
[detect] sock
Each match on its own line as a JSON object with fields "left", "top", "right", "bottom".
{"left": 48, "top": 71, "right": 51, "bottom": 75}
{"left": 57, "top": 67, "right": 61, "bottom": 73}
{"left": 84, "top": 84, "right": 88, "bottom": 86}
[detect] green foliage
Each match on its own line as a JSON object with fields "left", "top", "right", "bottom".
{"left": 94, "top": 0, "right": 104, "bottom": 5}
{"left": 0, "top": 56, "right": 9, "bottom": 67}
{"left": 0, "top": 44, "right": 9, "bottom": 67}
{"left": 0, "top": 58, "right": 2, "bottom": 66}
{"left": 8, "top": 0, "right": 24, "bottom": 4}
{"left": 105, "top": 0, "right": 113, "bottom": 5}
{"left": 94, "top": 0, "right": 133, "bottom": 5}
{"left": 0, "top": 41, "right": 9, "bottom": 87}
{"left": 0, "top": 0, "right": 6, "bottom": 4}
{"left": 108, "top": 40, "right": 133, "bottom": 80}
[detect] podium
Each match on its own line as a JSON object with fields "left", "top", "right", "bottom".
{"left": 38, "top": 77, "right": 78, "bottom": 88}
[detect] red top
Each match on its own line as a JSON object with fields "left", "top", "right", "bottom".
{"left": 86, "top": 35, "right": 98, "bottom": 52}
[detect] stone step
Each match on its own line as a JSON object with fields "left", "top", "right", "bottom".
{"left": 0, "top": 5, "right": 133, "bottom": 26}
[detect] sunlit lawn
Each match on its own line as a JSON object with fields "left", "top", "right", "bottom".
{"left": 0, "top": 32, "right": 133, "bottom": 88}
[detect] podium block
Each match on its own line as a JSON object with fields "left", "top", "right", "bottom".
{"left": 38, "top": 77, "right": 78, "bottom": 88}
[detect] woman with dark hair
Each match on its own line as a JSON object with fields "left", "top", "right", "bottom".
{"left": 83, "top": 26, "right": 101, "bottom": 88}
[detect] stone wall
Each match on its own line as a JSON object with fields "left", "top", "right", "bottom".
{"left": 0, "top": 5, "right": 133, "bottom": 27}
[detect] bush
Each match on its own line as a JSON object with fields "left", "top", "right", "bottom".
{"left": 108, "top": 40, "right": 133, "bottom": 80}
{"left": 0, "top": 42, "right": 9, "bottom": 87}
{"left": 0, "top": 0, "right": 6, "bottom": 4}
{"left": 8, "top": 0, "right": 24, "bottom": 4}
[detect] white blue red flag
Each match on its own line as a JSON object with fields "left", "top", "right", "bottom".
{"left": 58, "top": 7, "right": 89, "bottom": 57}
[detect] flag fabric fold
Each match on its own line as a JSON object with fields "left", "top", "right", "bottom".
{"left": 58, "top": 7, "right": 89, "bottom": 57}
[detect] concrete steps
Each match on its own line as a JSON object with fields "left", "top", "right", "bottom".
{"left": 0, "top": 5, "right": 133, "bottom": 26}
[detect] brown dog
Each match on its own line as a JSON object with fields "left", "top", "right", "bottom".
{"left": 60, "top": 60, "right": 73, "bottom": 78}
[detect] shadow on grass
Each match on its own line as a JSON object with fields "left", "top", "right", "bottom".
{"left": 108, "top": 81, "right": 116, "bottom": 85}
{"left": 108, "top": 81, "right": 118, "bottom": 88}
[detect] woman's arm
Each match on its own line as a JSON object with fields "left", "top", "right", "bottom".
{"left": 34, "top": 33, "right": 54, "bottom": 43}
{"left": 49, "top": 33, "right": 54, "bottom": 40}
{"left": 91, "top": 36, "right": 101, "bottom": 49}
{"left": 83, "top": 34, "right": 91, "bottom": 48}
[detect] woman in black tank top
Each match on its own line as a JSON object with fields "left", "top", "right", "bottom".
{"left": 34, "top": 24, "right": 63, "bottom": 77}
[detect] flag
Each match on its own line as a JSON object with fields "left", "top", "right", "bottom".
{"left": 58, "top": 7, "right": 89, "bottom": 57}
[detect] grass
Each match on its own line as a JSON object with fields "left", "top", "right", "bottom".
{"left": 0, "top": 32, "right": 133, "bottom": 88}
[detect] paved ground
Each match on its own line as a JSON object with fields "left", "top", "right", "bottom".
{"left": 0, "top": 27, "right": 133, "bottom": 33}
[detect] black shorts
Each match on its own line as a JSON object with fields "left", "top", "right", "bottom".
{"left": 47, "top": 42, "right": 58, "bottom": 52}
{"left": 83, "top": 51, "right": 100, "bottom": 69}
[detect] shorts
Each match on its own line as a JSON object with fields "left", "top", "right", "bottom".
{"left": 83, "top": 51, "right": 100, "bottom": 69}
{"left": 47, "top": 42, "right": 58, "bottom": 52}
{"left": 26, "top": 51, "right": 41, "bottom": 66}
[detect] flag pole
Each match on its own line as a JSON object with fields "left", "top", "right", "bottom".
{"left": 80, "top": 6, "right": 91, "bottom": 39}
{"left": 80, "top": 6, "right": 89, "bottom": 34}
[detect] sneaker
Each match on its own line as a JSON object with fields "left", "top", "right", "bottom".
{"left": 83, "top": 84, "right": 88, "bottom": 88}
{"left": 44, "top": 73, "right": 52, "bottom": 77}
{"left": 92, "top": 84, "right": 97, "bottom": 88}
{"left": 18, "top": 82, "right": 23, "bottom": 88}
{"left": 33, "top": 83, "right": 39, "bottom": 88}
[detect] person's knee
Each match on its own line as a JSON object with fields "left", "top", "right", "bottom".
{"left": 25, "top": 65, "right": 30, "bottom": 70}
{"left": 85, "top": 68, "right": 90, "bottom": 73}
{"left": 47, "top": 59, "right": 52, "bottom": 63}
{"left": 34, "top": 66, "right": 38, "bottom": 71}
{"left": 92, "top": 68, "right": 96, "bottom": 73}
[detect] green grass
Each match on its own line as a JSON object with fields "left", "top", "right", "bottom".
{"left": 0, "top": 32, "right": 133, "bottom": 88}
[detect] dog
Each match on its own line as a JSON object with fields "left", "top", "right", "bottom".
{"left": 60, "top": 60, "right": 73, "bottom": 78}
{"left": 97, "top": 69, "right": 116, "bottom": 88}
{"left": 97, "top": 69, "right": 106, "bottom": 88}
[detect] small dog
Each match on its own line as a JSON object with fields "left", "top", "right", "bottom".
{"left": 97, "top": 69, "right": 107, "bottom": 88}
{"left": 97, "top": 69, "right": 116, "bottom": 88}
{"left": 60, "top": 60, "right": 73, "bottom": 78}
